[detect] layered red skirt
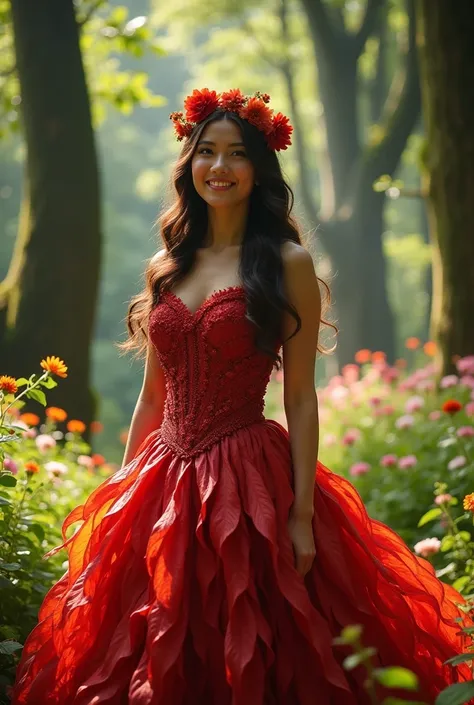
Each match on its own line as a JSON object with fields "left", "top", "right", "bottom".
{"left": 11, "top": 420, "right": 472, "bottom": 704}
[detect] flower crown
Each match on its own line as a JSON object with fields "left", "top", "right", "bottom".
{"left": 170, "top": 88, "right": 293, "bottom": 152}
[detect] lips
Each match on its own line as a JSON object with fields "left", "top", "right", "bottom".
{"left": 206, "top": 180, "right": 235, "bottom": 191}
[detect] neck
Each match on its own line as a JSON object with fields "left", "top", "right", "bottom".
{"left": 204, "top": 204, "right": 249, "bottom": 249}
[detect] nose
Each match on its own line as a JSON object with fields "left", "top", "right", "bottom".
{"left": 210, "top": 153, "right": 229, "bottom": 173}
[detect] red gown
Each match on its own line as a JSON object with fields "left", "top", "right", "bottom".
{"left": 11, "top": 286, "right": 472, "bottom": 705}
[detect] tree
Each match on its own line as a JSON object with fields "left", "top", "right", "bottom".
{"left": 297, "top": 0, "right": 420, "bottom": 365}
{"left": 0, "top": 1, "right": 163, "bottom": 425}
{"left": 416, "top": 1, "right": 474, "bottom": 373}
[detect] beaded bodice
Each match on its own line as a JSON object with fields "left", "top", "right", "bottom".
{"left": 148, "top": 286, "right": 280, "bottom": 458}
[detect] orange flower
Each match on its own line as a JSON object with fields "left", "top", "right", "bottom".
{"left": 405, "top": 337, "right": 420, "bottom": 350}
{"left": 442, "top": 399, "right": 463, "bottom": 415}
{"left": 371, "top": 351, "right": 386, "bottom": 364}
{"left": 40, "top": 356, "right": 68, "bottom": 378}
{"left": 355, "top": 349, "right": 371, "bottom": 364}
{"left": 395, "top": 358, "right": 408, "bottom": 369}
{"left": 119, "top": 428, "right": 129, "bottom": 445}
{"left": 423, "top": 341, "right": 437, "bottom": 357}
{"left": 0, "top": 375, "right": 18, "bottom": 395}
{"left": 20, "top": 413, "right": 40, "bottom": 426}
{"left": 220, "top": 88, "right": 246, "bottom": 113}
{"left": 463, "top": 493, "right": 474, "bottom": 512}
{"left": 240, "top": 97, "right": 274, "bottom": 134}
{"left": 46, "top": 406, "right": 67, "bottom": 423}
{"left": 184, "top": 88, "right": 219, "bottom": 123}
{"left": 92, "top": 453, "right": 106, "bottom": 466}
{"left": 266, "top": 112, "right": 293, "bottom": 151}
{"left": 25, "top": 460, "right": 40, "bottom": 474}
{"left": 67, "top": 419, "right": 86, "bottom": 434}
{"left": 90, "top": 420, "right": 104, "bottom": 434}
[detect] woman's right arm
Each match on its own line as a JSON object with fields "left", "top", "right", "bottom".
{"left": 121, "top": 341, "right": 166, "bottom": 466}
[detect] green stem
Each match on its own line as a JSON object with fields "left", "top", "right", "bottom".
{"left": 0, "top": 371, "right": 50, "bottom": 425}
{"left": 3, "top": 480, "right": 29, "bottom": 561}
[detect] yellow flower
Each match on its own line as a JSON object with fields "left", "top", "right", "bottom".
{"left": 463, "top": 493, "right": 474, "bottom": 513}
{"left": 67, "top": 419, "right": 86, "bottom": 434}
{"left": 40, "top": 356, "right": 68, "bottom": 378}
{"left": 0, "top": 375, "right": 18, "bottom": 395}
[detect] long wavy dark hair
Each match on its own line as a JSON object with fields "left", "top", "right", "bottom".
{"left": 121, "top": 110, "right": 336, "bottom": 369}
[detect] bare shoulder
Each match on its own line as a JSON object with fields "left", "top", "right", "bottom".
{"left": 150, "top": 247, "right": 167, "bottom": 265}
{"left": 281, "top": 240, "right": 320, "bottom": 302}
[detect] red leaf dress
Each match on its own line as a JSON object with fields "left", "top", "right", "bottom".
{"left": 11, "top": 286, "right": 472, "bottom": 704}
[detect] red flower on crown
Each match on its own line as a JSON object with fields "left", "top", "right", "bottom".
{"left": 220, "top": 88, "right": 246, "bottom": 113}
{"left": 170, "top": 88, "right": 293, "bottom": 152}
{"left": 266, "top": 112, "right": 293, "bottom": 151}
{"left": 240, "top": 97, "right": 274, "bottom": 134}
{"left": 184, "top": 88, "right": 219, "bottom": 123}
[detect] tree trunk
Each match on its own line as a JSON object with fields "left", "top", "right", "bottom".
{"left": 296, "top": 0, "right": 420, "bottom": 366}
{"left": 417, "top": 0, "right": 474, "bottom": 372}
{"left": 0, "top": 0, "right": 102, "bottom": 425}
{"left": 322, "top": 188, "right": 394, "bottom": 366}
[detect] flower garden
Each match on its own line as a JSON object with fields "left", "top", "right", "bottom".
{"left": 1, "top": 346, "right": 473, "bottom": 703}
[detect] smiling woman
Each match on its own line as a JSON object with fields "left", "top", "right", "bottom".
{"left": 192, "top": 120, "right": 255, "bottom": 205}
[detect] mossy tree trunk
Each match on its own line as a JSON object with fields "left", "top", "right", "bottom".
{"left": 417, "top": 0, "right": 474, "bottom": 372}
{"left": 1, "top": 0, "right": 102, "bottom": 424}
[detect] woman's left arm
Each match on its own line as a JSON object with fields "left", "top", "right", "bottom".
{"left": 281, "top": 242, "right": 322, "bottom": 573}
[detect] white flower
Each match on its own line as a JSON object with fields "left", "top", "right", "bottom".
{"left": 414, "top": 537, "right": 441, "bottom": 557}
{"left": 395, "top": 414, "right": 415, "bottom": 430}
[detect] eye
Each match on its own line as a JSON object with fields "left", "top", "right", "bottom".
{"left": 197, "top": 147, "right": 212, "bottom": 155}
{"left": 232, "top": 150, "right": 247, "bottom": 157}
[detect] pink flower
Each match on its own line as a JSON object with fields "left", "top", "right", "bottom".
{"left": 448, "top": 455, "right": 467, "bottom": 471}
{"left": 435, "top": 493, "right": 453, "bottom": 505}
{"left": 414, "top": 537, "right": 441, "bottom": 557}
{"left": 468, "top": 402, "right": 474, "bottom": 417}
{"left": 460, "top": 376, "right": 474, "bottom": 389}
{"left": 417, "top": 379, "right": 435, "bottom": 392}
{"left": 3, "top": 457, "right": 18, "bottom": 475}
{"left": 380, "top": 404, "right": 395, "bottom": 416}
{"left": 369, "top": 396, "right": 383, "bottom": 407}
{"left": 457, "top": 426, "right": 474, "bottom": 438}
{"left": 381, "top": 367, "right": 400, "bottom": 384}
{"left": 405, "top": 395, "right": 425, "bottom": 413}
{"left": 456, "top": 355, "right": 474, "bottom": 376}
{"left": 395, "top": 414, "right": 415, "bottom": 430}
{"left": 342, "top": 364, "right": 359, "bottom": 384}
{"left": 380, "top": 454, "right": 398, "bottom": 467}
{"left": 23, "top": 427, "right": 37, "bottom": 439}
{"left": 440, "top": 374, "right": 459, "bottom": 389}
{"left": 77, "top": 454, "right": 94, "bottom": 469}
{"left": 398, "top": 454, "right": 418, "bottom": 469}
{"left": 35, "top": 433, "right": 57, "bottom": 453}
{"left": 322, "top": 433, "right": 338, "bottom": 447}
{"left": 342, "top": 428, "right": 362, "bottom": 446}
{"left": 350, "top": 461, "right": 371, "bottom": 477}
{"left": 429, "top": 410, "right": 442, "bottom": 421}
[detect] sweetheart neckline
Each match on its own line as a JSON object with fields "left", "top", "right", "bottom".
{"left": 162, "top": 285, "right": 245, "bottom": 318}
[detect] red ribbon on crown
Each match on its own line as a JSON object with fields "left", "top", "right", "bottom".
{"left": 170, "top": 88, "right": 293, "bottom": 152}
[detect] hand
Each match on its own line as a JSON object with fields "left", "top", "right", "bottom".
{"left": 287, "top": 509, "right": 316, "bottom": 577}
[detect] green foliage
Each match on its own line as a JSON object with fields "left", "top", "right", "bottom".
{"left": 0, "top": 364, "right": 111, "bottom": 698}
{"left": 0, "top": 0, "right": 166, "bottom": 137}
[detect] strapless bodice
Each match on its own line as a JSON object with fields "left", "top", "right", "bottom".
{"left": 148, "top": 287, "right": 280, "bottom": 457}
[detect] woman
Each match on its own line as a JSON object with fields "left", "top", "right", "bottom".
{"left": 12, "top": 88, "right": 472, "bottom": 705}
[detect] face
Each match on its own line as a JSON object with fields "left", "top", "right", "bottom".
{"left": 191, "top": 118, "right": 255, "bottom": 210}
